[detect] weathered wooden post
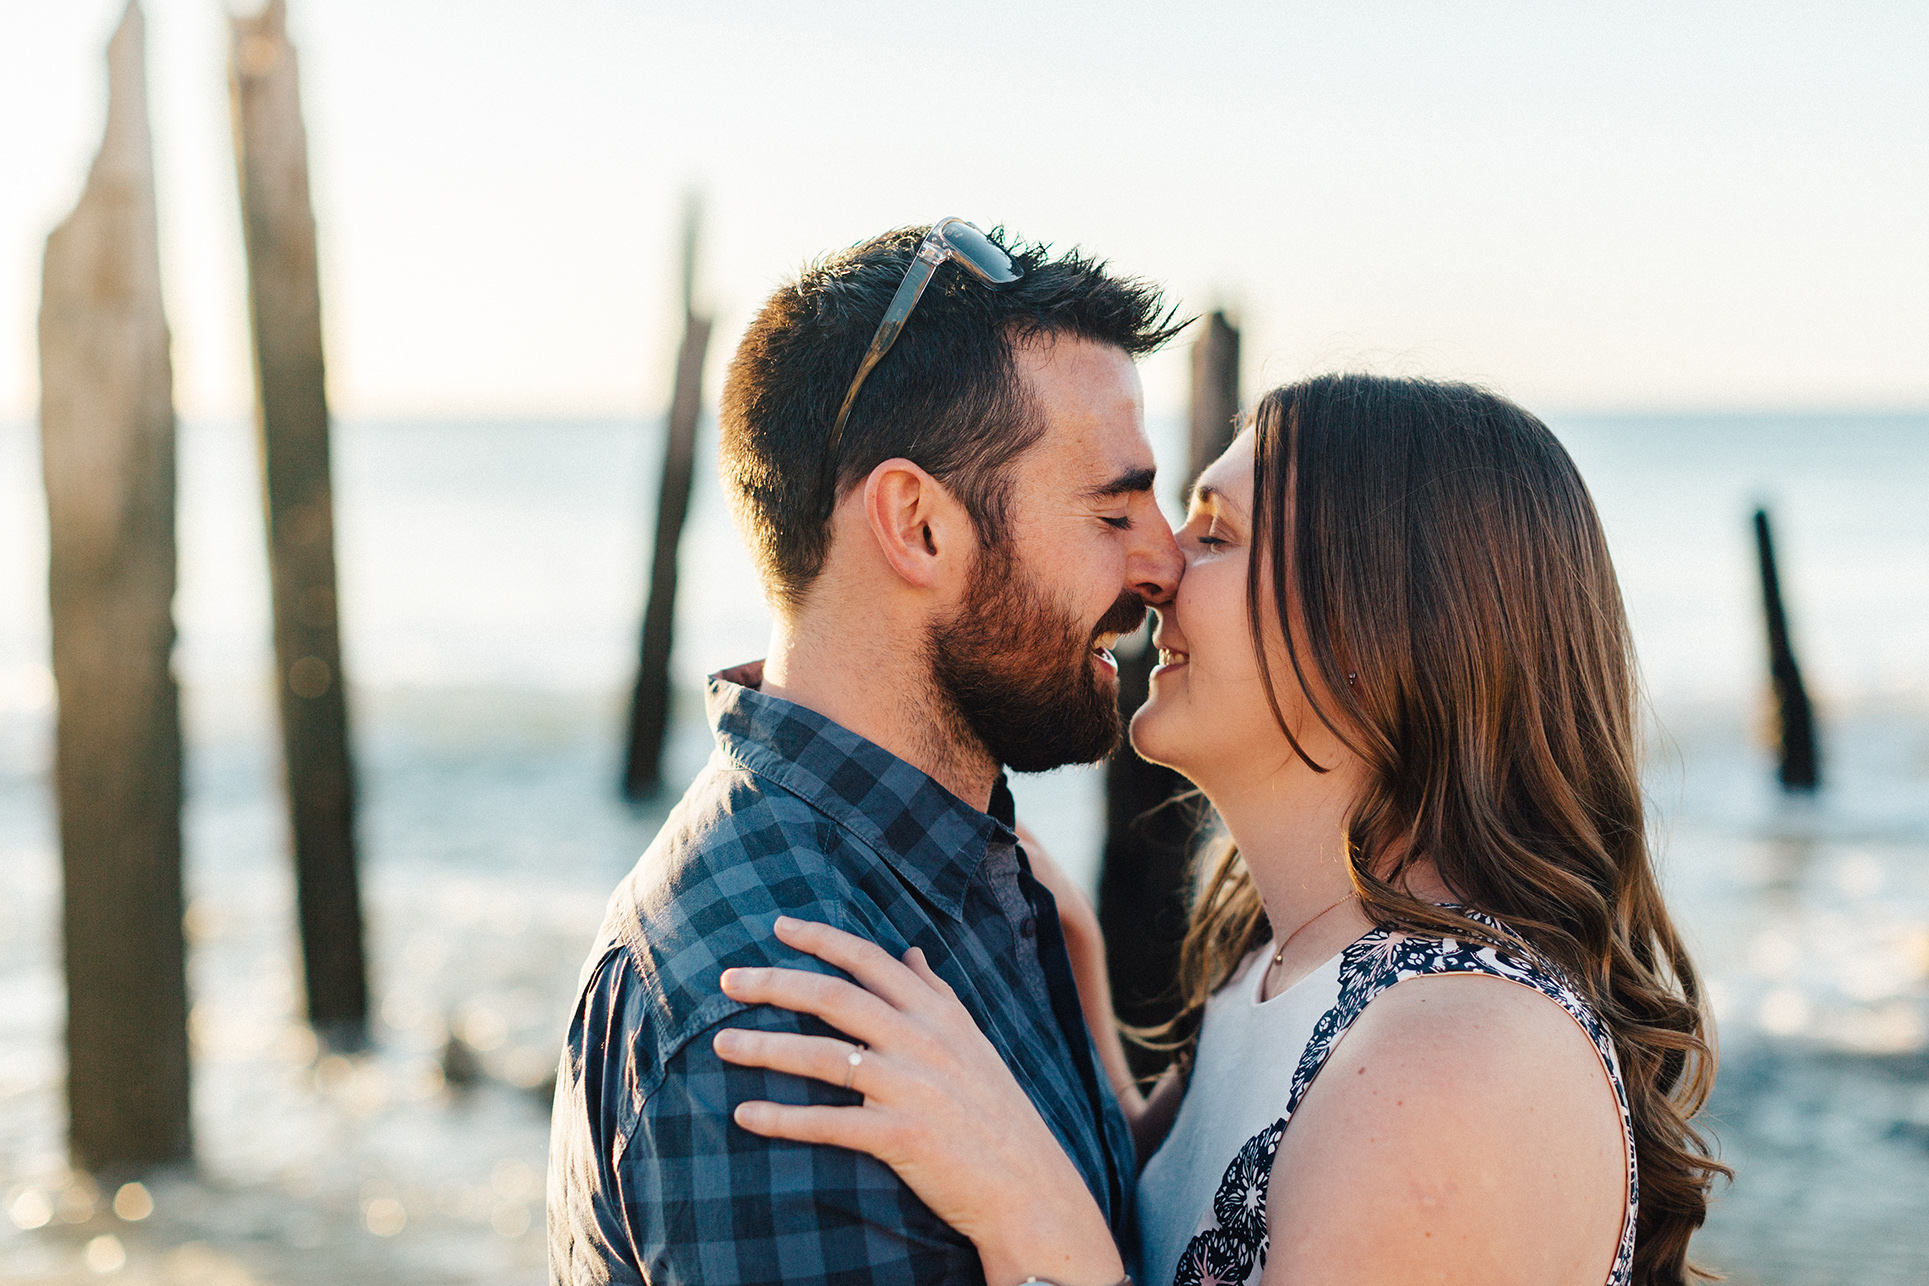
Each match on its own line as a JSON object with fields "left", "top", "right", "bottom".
{"left": 622, "top": 199, "right": 713, "bottom": 800}
{"left": 230, "top": 0, "right": 368, "bottom": 1043}
{"left": 39, "top": 0, "right": 192, "bottom": 1170}
{"left": 1187, "top": 312, "right": 1240, "bottom": 486}
{"left": 1097, "top": 310, "right": 1240, "bottom": 1076}
{"left": 1754, "top": 508, "right": 1820, "bottom": 792}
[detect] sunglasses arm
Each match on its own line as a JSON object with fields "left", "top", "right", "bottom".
{"left": 822, "top": 252, "right": 941, "bottom": 489}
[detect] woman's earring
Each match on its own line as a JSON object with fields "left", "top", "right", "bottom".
{"left": 1345, "top": 673, "right": 1358, "bottom": 689}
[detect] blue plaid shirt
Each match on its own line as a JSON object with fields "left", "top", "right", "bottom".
{"left": 548, "top": 664, "right": 1135, "bottom": 1285}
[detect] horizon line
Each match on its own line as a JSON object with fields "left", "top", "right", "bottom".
{"left": 4, "top": 404, "right": 1929, "bottom": 429}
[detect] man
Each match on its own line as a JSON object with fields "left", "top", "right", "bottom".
{"left": 549, "top": 220, "right": 1185, "bottom": 1284}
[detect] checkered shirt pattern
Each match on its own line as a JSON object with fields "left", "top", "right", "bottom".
{"left": 548, "top": 667, "right": 1135, "bottom": 1285}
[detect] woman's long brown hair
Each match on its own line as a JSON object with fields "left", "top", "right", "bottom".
{"left": 1150, "top": 374, "right": 1727, "bottom": 1284}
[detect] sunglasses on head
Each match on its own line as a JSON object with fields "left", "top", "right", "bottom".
{"left": 821, "top": 218, "right": 1022, "bottom": 515}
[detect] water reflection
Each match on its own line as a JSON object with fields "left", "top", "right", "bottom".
{"left": 1673, "top": 770, "right": 1929, "bottom": 1282}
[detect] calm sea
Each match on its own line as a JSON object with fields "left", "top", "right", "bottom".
{"left": 1, "top": 412, "right": 1924, "bottom": 1283}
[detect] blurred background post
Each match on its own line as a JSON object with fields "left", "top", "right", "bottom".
{"left": 37, "top": 0, "right": 192, "bottom": 1175}
{"left": 1754, "top": 507, "right": 1821, "bottom": 794}
{"left": 229, "top": 0, "right": 368, "bottom": 1046}
{"left": 622, "top": 196, "right": 712, "bottom": 802}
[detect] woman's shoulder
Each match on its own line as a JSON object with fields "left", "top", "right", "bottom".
{"left": 1327, "top": 913, "right": 1620, "bottom": 1101}
{"left": 1333, "top": 913, "right": 1605, "bottom": 1032}
{"left": 1296, "top": 913, "right": 1630, "bottom": 1205}
{"left": 1344, "top": 960, "right": 1608, "bottom": 1082}
{"left": 1268, "top": 937, "right": 1630, "bottom": 1282}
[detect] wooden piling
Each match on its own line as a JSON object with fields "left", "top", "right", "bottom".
{"left": 38, "top": 0, "right": 191, "bottom": 1170}
{"left": 1097, "top": 310, "right": 1240, "bottom": 1076}
{"left": 622, "top": 201, "right": 713, "bottom": 799}
{"left": 1753, "top": 508, "right": 1820, "bottom": 791}
{"left": 230, "top": 0, "right": 368, "bottom": 1041}
{"left": 1096, "top": 645, "right": 1194, "bottom": 1077}
{"left": 1188, "top": 311, "right": 1241, "bottom": 483}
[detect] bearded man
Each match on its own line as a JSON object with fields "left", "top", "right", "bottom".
{"left": 547, "top": 221, "right": 1184, "bottom": 1285}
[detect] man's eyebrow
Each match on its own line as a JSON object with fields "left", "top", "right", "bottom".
{"left": 1082, "top": 466, "right": 1158, "bottom": 500}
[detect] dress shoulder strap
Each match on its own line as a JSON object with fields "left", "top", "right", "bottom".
{"left": 1167, "top": 911, "right": 1638, "bottom": 1286}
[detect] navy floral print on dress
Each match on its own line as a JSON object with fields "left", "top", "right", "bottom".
{"left": 1166, "top": 910, "right": 1638, "bottom": 1286}
{"left": 1210, "top": 1120, "right": 1281, "bottom": 1241}
{"left": 1171, "top": 1226, "right": 1256, "bottom": 1286}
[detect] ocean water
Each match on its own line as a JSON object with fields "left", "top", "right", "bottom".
{"left": 0, "top": 411, "right": 1924, "bottom": 1284}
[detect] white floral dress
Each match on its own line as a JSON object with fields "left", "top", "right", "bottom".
{"left": 1137, "top": 911, "right": 1637, "bottom": 1286}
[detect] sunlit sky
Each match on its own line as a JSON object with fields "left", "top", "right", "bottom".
{"left": 3, "top": 0, "right": 1925, "bottom": 423}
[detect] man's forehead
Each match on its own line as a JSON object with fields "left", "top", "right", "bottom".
{"left": 1015, "top": 336, "right": 1154, "bottom": 483}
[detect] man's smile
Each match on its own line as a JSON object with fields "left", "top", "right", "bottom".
{"left": 1083, "top": 590, "right": 1151, "bottom": 683}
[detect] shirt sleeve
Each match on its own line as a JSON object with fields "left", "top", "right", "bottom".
{"left": 549, "top": 950, "right": 982, "bottom": 1286}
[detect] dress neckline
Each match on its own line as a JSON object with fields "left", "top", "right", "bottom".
{"left": 1247, "top": 930, "right": 1365, "bottom": 1008}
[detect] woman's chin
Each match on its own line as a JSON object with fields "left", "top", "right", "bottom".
{"left": 1127, "top": 700, "right": 1188, "bottom": 773}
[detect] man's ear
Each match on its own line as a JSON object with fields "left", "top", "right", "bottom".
{"left": 862, "top": 458, "right": 971, "bottom": 589}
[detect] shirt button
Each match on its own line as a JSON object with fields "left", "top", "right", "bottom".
{"left": 1019, "top": 917, "right": 1037, "bottom": 939}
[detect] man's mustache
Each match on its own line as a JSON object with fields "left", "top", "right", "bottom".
{"left": 1091, "top": 591, "right": 1149, "bottom": 641}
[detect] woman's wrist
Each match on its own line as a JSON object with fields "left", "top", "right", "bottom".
{"left": 974, "top": 1195, "right": 1126, "bottom": 1286}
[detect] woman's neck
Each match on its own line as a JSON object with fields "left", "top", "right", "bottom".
{"left": 1204, "top": 750, "right": 1453, "bottom": 996}
{"left": 1206, "top": 753, "right": 1371, "bottom": 988}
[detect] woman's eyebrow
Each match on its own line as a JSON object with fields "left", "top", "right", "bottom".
{"left": 1186, "top": 482, "right": 1245, "bottom": 517}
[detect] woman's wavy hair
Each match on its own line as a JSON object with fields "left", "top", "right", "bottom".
{"left": 1151, "top": 373, "right": 1726, "bottom": 1284}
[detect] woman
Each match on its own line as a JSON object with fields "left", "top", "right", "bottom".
{"left": 710, "top": 374, "right": 1725, "bottom": 1285}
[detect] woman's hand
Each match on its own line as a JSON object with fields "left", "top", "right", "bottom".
{"left": 713, "top": 916, "right": 1125, "bottom": 1286}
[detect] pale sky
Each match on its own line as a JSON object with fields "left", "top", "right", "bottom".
{"left": 3, "top": 0, "right": 1925, "bottom": 423}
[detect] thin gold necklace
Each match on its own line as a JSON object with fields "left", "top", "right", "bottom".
{"left": 1272, "top": 893, "right": 1357, "bottom": 968}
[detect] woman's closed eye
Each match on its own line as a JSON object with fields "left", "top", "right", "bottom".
{"left": 1183, "top": 516, "right": 1236, "bottom": 551}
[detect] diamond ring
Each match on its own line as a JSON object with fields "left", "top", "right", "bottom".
{"left": 843, "top": 1043, "right": 866, "bottom": 1091}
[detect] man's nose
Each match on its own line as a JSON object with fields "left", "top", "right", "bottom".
{"left": 1127, "top": 507, "right": 1183, "bottom": 607}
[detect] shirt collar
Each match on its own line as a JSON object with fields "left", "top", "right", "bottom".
{"left": 705, "top": 662, "right": 1012, "bottom": 920}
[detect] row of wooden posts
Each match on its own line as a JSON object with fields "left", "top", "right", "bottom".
{"left": 37, "top": 0, "right": 1819, "bottom": 1178}
{"left": 40, "top": 0, "right": 362, "bottom": 1171}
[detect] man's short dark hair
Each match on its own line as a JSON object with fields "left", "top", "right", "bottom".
{"left": 719, "top": 225, "right": 1184, "bottom": 610}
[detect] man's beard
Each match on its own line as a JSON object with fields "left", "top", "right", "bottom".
{"left": 927, "top": 543, "right": 1148, "bottom": 774}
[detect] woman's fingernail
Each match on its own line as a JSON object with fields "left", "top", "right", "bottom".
{"left": 774, "top": 915, "right": 796, "bottom": 930}
{"left": 713, "top": 1029, "right": 741, "bottom": 1054}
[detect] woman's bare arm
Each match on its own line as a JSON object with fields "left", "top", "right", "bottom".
{"left": 1132, "top": 1067, "right": 1185, "bottom": 1164}
{"left": 1265, "top": 974, "right": 1627, "bottom": 1286}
